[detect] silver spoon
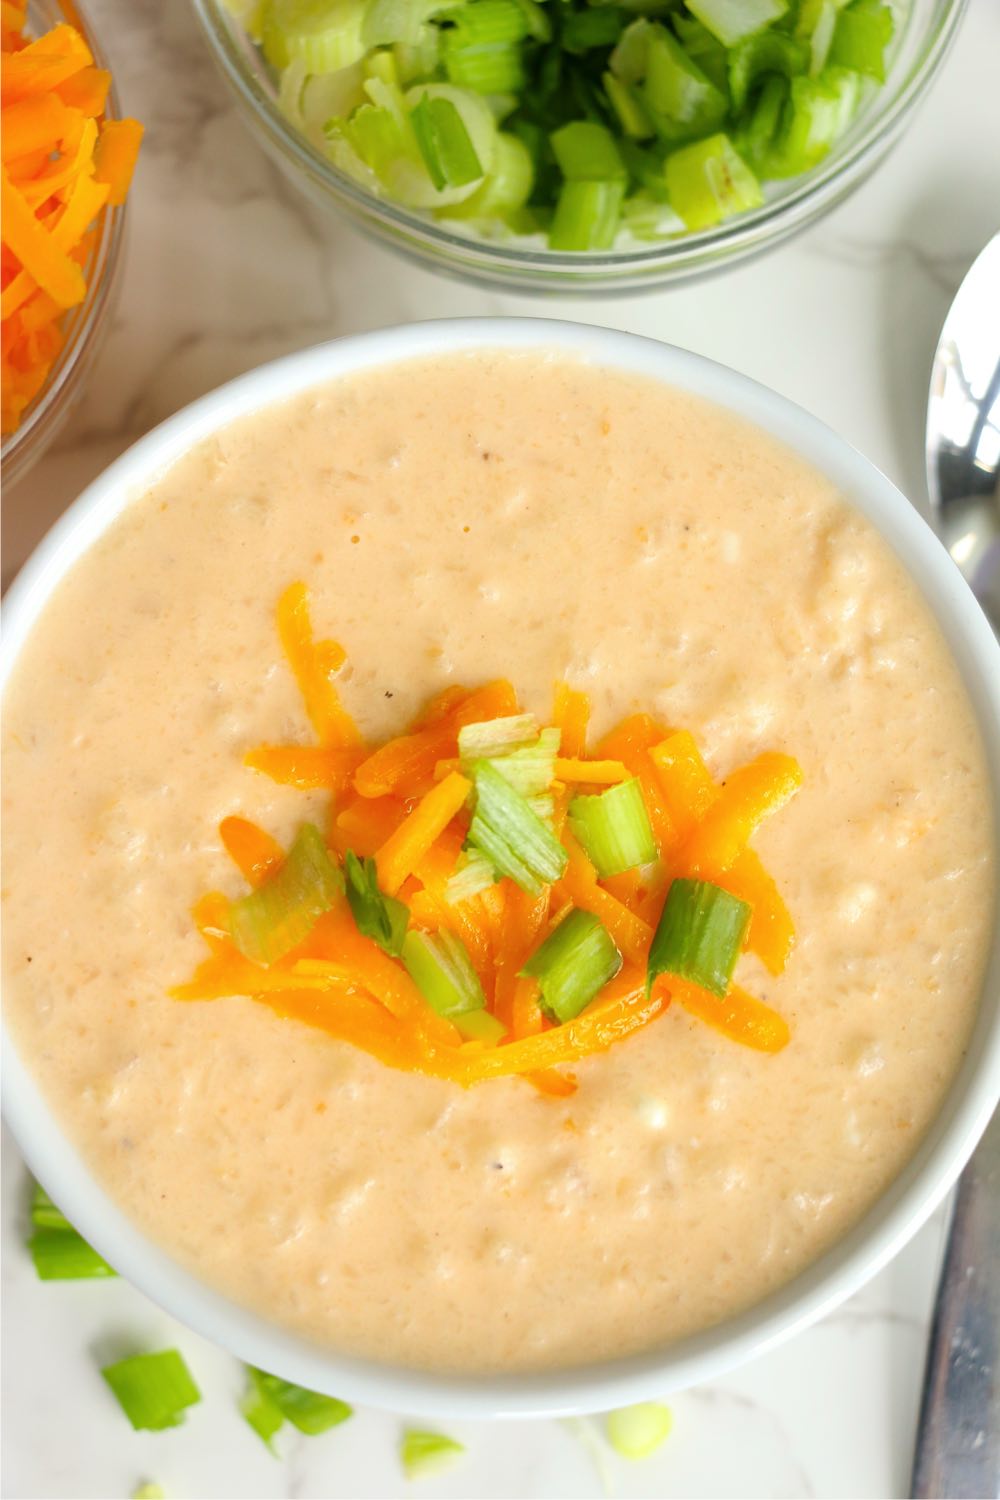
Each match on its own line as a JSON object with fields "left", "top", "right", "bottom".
{"left": 911, "top": 234, "right": 1000, "bottom": 1500}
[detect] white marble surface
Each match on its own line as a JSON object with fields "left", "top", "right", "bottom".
{"left": 2, "top": 2, "right": 999, "bottom": 1496}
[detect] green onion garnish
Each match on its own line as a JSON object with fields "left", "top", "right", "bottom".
{"left": 263, "top": 0, "right": 368, "bottom": 73}
{"left": 647, "top": 878, "right": 750, "bottom": 998}
{"left": 605, "top": 1401, "right": 674, "bottom": 1459}
{"left": 829, "top": 0, "right": 894, "bottom": 81}
{"left": 131, "top": 1485, "right": 165, "bottom": 1500}
{"left": 522, "top": 908, "right": 622, "bottom": 1024}
{"left": 229, "top": 822, "right": 343, "bottom": 965}
{"left": 241, "top": 1366, "right": 353, "bottom": 1447}
{"left": 665, "top": 131, "right": 763, "bottom": 230}
{"left": 445, "top": 846, "right": 499, "bottom": 905}
{"left": 467, "top": 759, "right": 568, "bottom": 895}
{"left": 549, "top": 179, "right": 625, "bottom": 251}
{"left": 458, "top": 715, "right": 559, "bottom": 797}
{"left": 100, "top": 1350, "right": 201, "bottom": 1432}
{"left": 458, "top": 712, "right": 537, "bottom": 760}
{"left": 686, "top": 0, "right": 788, "bottom": 48}
{"left": 400, "top": 1428, "right": 465, "bottom": 1479}
{"left": 27, "top": 1181, "right": 117, "bottom": 1279}
{"left": 402, "top": 927, "right": 496, "bottom": 1038}
{"left": 567, "top": 777, "right": 656, "bottom": 877}
{"left": 344, "top": 850, "right": 409, "bottom": 955}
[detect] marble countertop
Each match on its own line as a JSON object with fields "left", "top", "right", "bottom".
{"left": 3, "top": 2, "right": 999, "bottom": 1496}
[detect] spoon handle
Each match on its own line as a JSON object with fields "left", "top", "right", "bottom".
{"left": 911, "top": 1108, "right": 1000, "bottom": 1499}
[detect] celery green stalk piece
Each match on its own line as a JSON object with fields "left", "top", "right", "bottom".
{"left": 665, "top": 132, "right": 762, "bottom": 230}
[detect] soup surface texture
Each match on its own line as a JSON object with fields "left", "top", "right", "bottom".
{"left": 3, "top": 352, "right": 994, "bottom": 1373}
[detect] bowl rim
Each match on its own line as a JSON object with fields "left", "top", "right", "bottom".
{"left": 189, "top": 0, "right": 969, "bottom": 276}
{"left": 3, "top": 317, "right": 999, "bottom": 1419}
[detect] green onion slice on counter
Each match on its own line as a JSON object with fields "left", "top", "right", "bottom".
{"left": 400, "top": 1428, "right": 466, "bottom": 1478}
{"left": 605, "top": 1401, "right": 674, "bottom": 1459}
{"left": 100, "top": 1351, "right": 201, "bottom": 1432}
{"left": 241, "top": 1366, "right": 353, "bottom": 1447}
{"left": 27, "top": 1181, "right": 117, "bottom": 1280}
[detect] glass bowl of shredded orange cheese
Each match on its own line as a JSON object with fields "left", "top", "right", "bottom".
{"left": 1, "top": 0, "right": 142, "bottom": 486}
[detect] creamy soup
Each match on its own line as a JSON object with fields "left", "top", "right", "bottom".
{"left": 2, "top": 352, "right": 994, "bottom": 1373}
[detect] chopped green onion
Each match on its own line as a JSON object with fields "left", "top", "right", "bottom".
{"left": 609, "top": 17, "right": 656, "bottom": 84}
{"left": 642, "top": 27, "right": 727, "bottom": 140}
{"left": 243, "top": 1367, "right": 353, "bottom": 1438}
{"left": 131, "top": 1485, "right": 166, "bottom": 1500}
{"left": 549, "top": 179, "right": 625, "bottom": 250}
{"left": 522, "top": 908, "right": 622, "bottom": 1023}
{"left": 440, "top": 129, "right": 534, "bottom": 218}
{"left": 647, "top": 877, "right": 750, "bottom": 998}
{"left": 765, "top": 66, "right": 861, "bottom": 176}
{"left": 452, "top": 1006, "right": 507, "bottom": 1043}
{"left": 467, "top": 760, "right": 568, "bottom": 894}
{"left": 458, "top": 712, "right": 537, "bottom": 760}
{"left": 567, "top": 777, "right": 656, "bottom": 877}
{"left": 28, "top": 1227, "right": 118, "bottom": 1280}
{"left": 829, "top": 0, "right": 893, "bottom": 81}
{"left": 262, "top": 0, "right": 367, "bottom": 72}
{"left": 444, "top": 0, "right": 530, "bottom": 44}
{"left": 736, "top": 72, "right": 787, "bottom": 169}
{"left": 685, "top": 0, "right": 788, "bottom": 48}
{"left": 27, "top": 1180, "right": 118, "bottom": 1279}
{"left": 605, "top": 1401, "right": 674, "bottom": 1459}
{"left": 444, "top": 846, "right": 497, "bottom": 903}
{"left": 400, "top": 1428, "right": 465, "bottom": 1478}
{"left": 344, "top": 850, "right": 409, "bottom": 955}
{"left": 363, "top": 0, "right": 451, "bottom": 47}
{"left": 552, "top": 120, "right": 627, "bottom": 181}
{"left": 30, "top": 1181, "right": 71, "bottom": 1230}
{"left": 665, "top": 131, "right": 762, "bottom": 229}
{"left": 101, "top": 1351, "right": 201, "bottom": 1432}
{"left": 443, "top": 34, "right": 525, "bottom": 93}
{"left": 229, "top": 823, "right": 343, "bottom": 965}
{"left": 402, "top": 927, "right": 488, "bottom": 1026}
{"left": 240, "top": 1371, "right": 286, "bottom": 1452}
{"left": 603, "top": 72, "right": 655, "bottom": 139}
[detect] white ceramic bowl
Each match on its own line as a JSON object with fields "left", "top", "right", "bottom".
{"left": 3, "top": 319, "right": 999, "bottom": 1419}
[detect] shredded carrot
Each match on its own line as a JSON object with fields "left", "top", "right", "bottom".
{"left": 375, "top": 771, "right": 471, "bottom": 895}
{"left": 176, "top": 583, "right": 800, "bottom": 1089}
{"left": 353, "top": 680, "right": 517, "bottom": 799}
{"left": 218, "top": 816, "right": 284, "bottom": 888}
{"left": 666, "top": 975, "right": 790, "bottom": 1053}
{"left": 553, "top": 756, "right": 629, "bottom": 784}
{"left": 682, "top": 752, "right": 803, "bottom": 874}
{"left": 1, "top": 13, "right": 141, "bottom": 435}
{"left": 552, "top": 681, "right": 589, "bottom": 757}
{"left": 244, "top": 744, "right": 361, "bottom": 792}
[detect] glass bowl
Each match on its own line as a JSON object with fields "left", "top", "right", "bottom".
{"left": 1, "top": 0, "right": 127, "bottom": 488}
{"left": 191, "top": 0, "right": 966, "bottom": 293}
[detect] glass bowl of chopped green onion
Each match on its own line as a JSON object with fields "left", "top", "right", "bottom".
{"left": 192, "top": 0, "right": 966, "bottom": 292}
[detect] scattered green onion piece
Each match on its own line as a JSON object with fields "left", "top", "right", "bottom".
{"left": 445, "top": 847, "right": 498, "bottom": 903}
{"left": 549, "top": 179, "right": 625, "bottom": 250}
{"left": 131, "top": 1485, "right": 166, "bottom": 1500}
{"left": 829, "top": 0, "right": 893, "bottom": 81}
{"left": 244, "top": 1367, "right": 353, "bottom": 1437}
{"left": 647, "top": 877, "right": 750, "bottom": 998}
{"left": 567, "top": 777, "right": 656, "bottom": 877}
{"left": 522, "top": 908, "right": 622, "bottom": 1024}
{"left": 562, "top": 5, "right": 626, "bottom": 55}
{"left": 410, "top": 92, "right": 483, "bottom": 188}
{"left": 262, "top": 0, "right": 367, "bottom": 72}
{"left": 30, "top": 1181, "right": 71, "bottom": 1231}
{"left": 229, "top": 823, "right": 343, "bottom": 965}
{"left": 458, "top": 713, "right": 537, "bottom": 760}
{"left": 665, "top": 130, "right": 762, "bottom": 229}
{"left": 452, "top": 1006, "right": 507, "bottom": 1043}
{"left": 28, "top": 1226, "right": 117, "bottom": 1280}
{"left": 642, "top": 27, "right": 727, "bottom": 140}
{"left": 552, "top": 120, "right": 627, "bottom": 181}
{"left": 467, "top": 760, "right": 568, "bottom": 894}
{"left": 400, "top": 1428, "right": 465, "bottom": 1479}
{"left": 240, "top": 1371, "right": 285, "bottom": 1452}
{"left": 344, "top": 850, "right": 409, "bottom": 955}
{"left": 101, "top": 1351, "right": 201, "bottom": 1432}
{"left": 684, "top": 0, "right": 788, "bottom": 48}
{"left": 606, "top": 1401, "right": 674, "bottom": 1459}
{"left": 402, "top": 927, "right": 487, "bottom": 1021}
